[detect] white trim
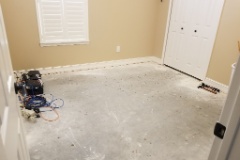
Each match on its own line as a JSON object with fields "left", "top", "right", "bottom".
{"left": 14, "top": 56, "right": 163, "bottom": 75}
{"left": 161, "top": 0, "right": 173, "bottom": 64}
{"left": 35, "top": 0, "right": 89, "bottom": 46}
{"left": 203, "top": 78, "right": 229, "bottom": 93}
{"left": 208, "top": 55, "right": 240, "bottom": 160}
{"left": 0, "top": 135, "right": 7, "bottom": 160}
{"left": 1, "top": 107, "right": 9, "bottom": 145}
{"left": 7, "top": 76, "right": 12, "bottom": 93}
{"left": 40, "top": 41, "right": 90, "bottom": 47}
{"left": 14, "top": 56, "right": 229, "bottom": 96}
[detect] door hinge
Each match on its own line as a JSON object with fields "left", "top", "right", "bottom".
{"left": 214, "top": 122, "right": 226, "bottom": 139}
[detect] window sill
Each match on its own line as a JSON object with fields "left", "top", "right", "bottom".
{"left": 40, "top": 41, "right": 90, "bottom": 47}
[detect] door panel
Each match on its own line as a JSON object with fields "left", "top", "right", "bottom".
{"left": 164, "top": 0, "right": 191, "bottom": 71}
{"left": 0, "top": 133, "right": 7, "bottom": 160}
{"left": 0, "top": 77, "right": 6, "bottom": 125}
{"left": 164, "top": 0, "right": 224, "bottom": 79}
{"left": 0, "top": 4, "right": 30, "bottom": 160}
{"left": 227, "top": 124, "right": 240, "bottom": 160}
{"left": 208, "top": 53, "right": 240, "bottom": 159}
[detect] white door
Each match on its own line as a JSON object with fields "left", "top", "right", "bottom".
{"left": 164, "top": 0, "right": 224, "bottom": 80}
{"left": 208, "top": 55, "right": 240, "bottom": 160}
{"left": 0, "top": 5, "right": 30, "bottom": 160}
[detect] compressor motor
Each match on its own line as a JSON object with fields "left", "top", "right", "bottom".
{"left": 14, "top": 70, "right": 44, "bottom": 96}
{"left": 14, "top": 71, "right": 63, "bottom": 121}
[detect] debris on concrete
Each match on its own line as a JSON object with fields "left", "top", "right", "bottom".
{"left": 198, "top": 83, "right": 220, "bottom": 94}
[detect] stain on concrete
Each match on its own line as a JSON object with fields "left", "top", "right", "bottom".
{"left": 25, "top": 62, "right": 226, "bottom": 160}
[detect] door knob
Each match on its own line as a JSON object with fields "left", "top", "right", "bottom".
{"left": 194, "top": 30, "right": 197, "bottom": 33}
{"left": 214, "top": 122, "right": 226, "bottom": 139}
{"left": 181, "top": 27, "right": 184, "bottom": 30}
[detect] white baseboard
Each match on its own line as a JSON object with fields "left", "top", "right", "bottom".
{"left": 203, "top": 78, "right": 229, "bottom": 93}
{"left": 15, "top": 56, "right": 229, "bottom": 94}
{"left": 15, "top": 56, "right": 163, "bottom": 75}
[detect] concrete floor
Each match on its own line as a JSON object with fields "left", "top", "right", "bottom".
{"left": 24, "top": 62, "right": 226, "bottom": 160}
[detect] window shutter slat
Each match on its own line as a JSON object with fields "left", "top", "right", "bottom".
{"left": 36, "top": 0, "right": 89, "bottom": 46}
{"left": 64, "top": 0, "right": 87, "bottom": 41}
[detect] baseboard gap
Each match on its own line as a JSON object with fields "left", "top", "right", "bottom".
{"left": 14, "top": 56, "right": 162, "bottom": 76}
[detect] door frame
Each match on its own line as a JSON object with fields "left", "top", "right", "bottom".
{"left": 208, "top": 55, "right": 240, "bottom": 160}
{"left": 161, "top": 0, "right": 173, "bottom": 65}
{"left": 0, "top": 4, "right": 30, "bottom": 160}
{"left": 161, "top": 0, "right": 225, "bottom": 80}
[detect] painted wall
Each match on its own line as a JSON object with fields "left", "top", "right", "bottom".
{"left": 207, "top": 0, "right": 240, "bottom": 85}
{"left": 153, "top": 0, "right": 169, "bottom": 58}
{"left": 0, "top": 0, "right": 159, "bottom": 70}
{"left": 1, "top": 0, "right": 239, "bottom": 85}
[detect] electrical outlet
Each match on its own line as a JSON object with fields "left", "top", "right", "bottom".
{"left": 116, "top": 46, "right": 120, "bottom": 53}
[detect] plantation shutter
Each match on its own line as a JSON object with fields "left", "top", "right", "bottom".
{"left": 36, "top": 0, "right": 89, "bottom": 46}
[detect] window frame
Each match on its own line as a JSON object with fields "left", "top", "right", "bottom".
{"left": 35, "top": 0, "right": 89, "bottom": 47}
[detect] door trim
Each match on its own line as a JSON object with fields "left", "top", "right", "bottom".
{"left": 161, "top": 0, "right": 173, "bottom": 65}
{"left": 208, "top": 55, "right": 240, "bottom": 159}
{"left": 162, "top": 0, "right": 225, "bottom": 80}
{"left": 0, "top": 4, "right": 30, "bottom": 160}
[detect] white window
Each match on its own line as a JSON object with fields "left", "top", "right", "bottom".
{"left": 35, "top": 0, "right": 89, "bottom": 46}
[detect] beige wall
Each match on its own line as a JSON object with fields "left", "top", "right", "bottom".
{"left": 154, "top": 0, "right": 169, "bottom": 58}
{"left": 1, "top": 0, "right": 239, "bottom": 85}
{"left": 0, "top": 0, "right": 159, "bottom": 70}
{"left": 207, "top": 0, "right": 240, "bottom": 85}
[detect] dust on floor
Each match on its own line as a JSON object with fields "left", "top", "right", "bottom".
{"left": 24, "top": 62, "right": 226, "bottom": 160}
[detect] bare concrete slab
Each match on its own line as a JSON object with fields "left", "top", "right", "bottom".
{"left": 24, "top": 62, "right": 226, "bottom": 160}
